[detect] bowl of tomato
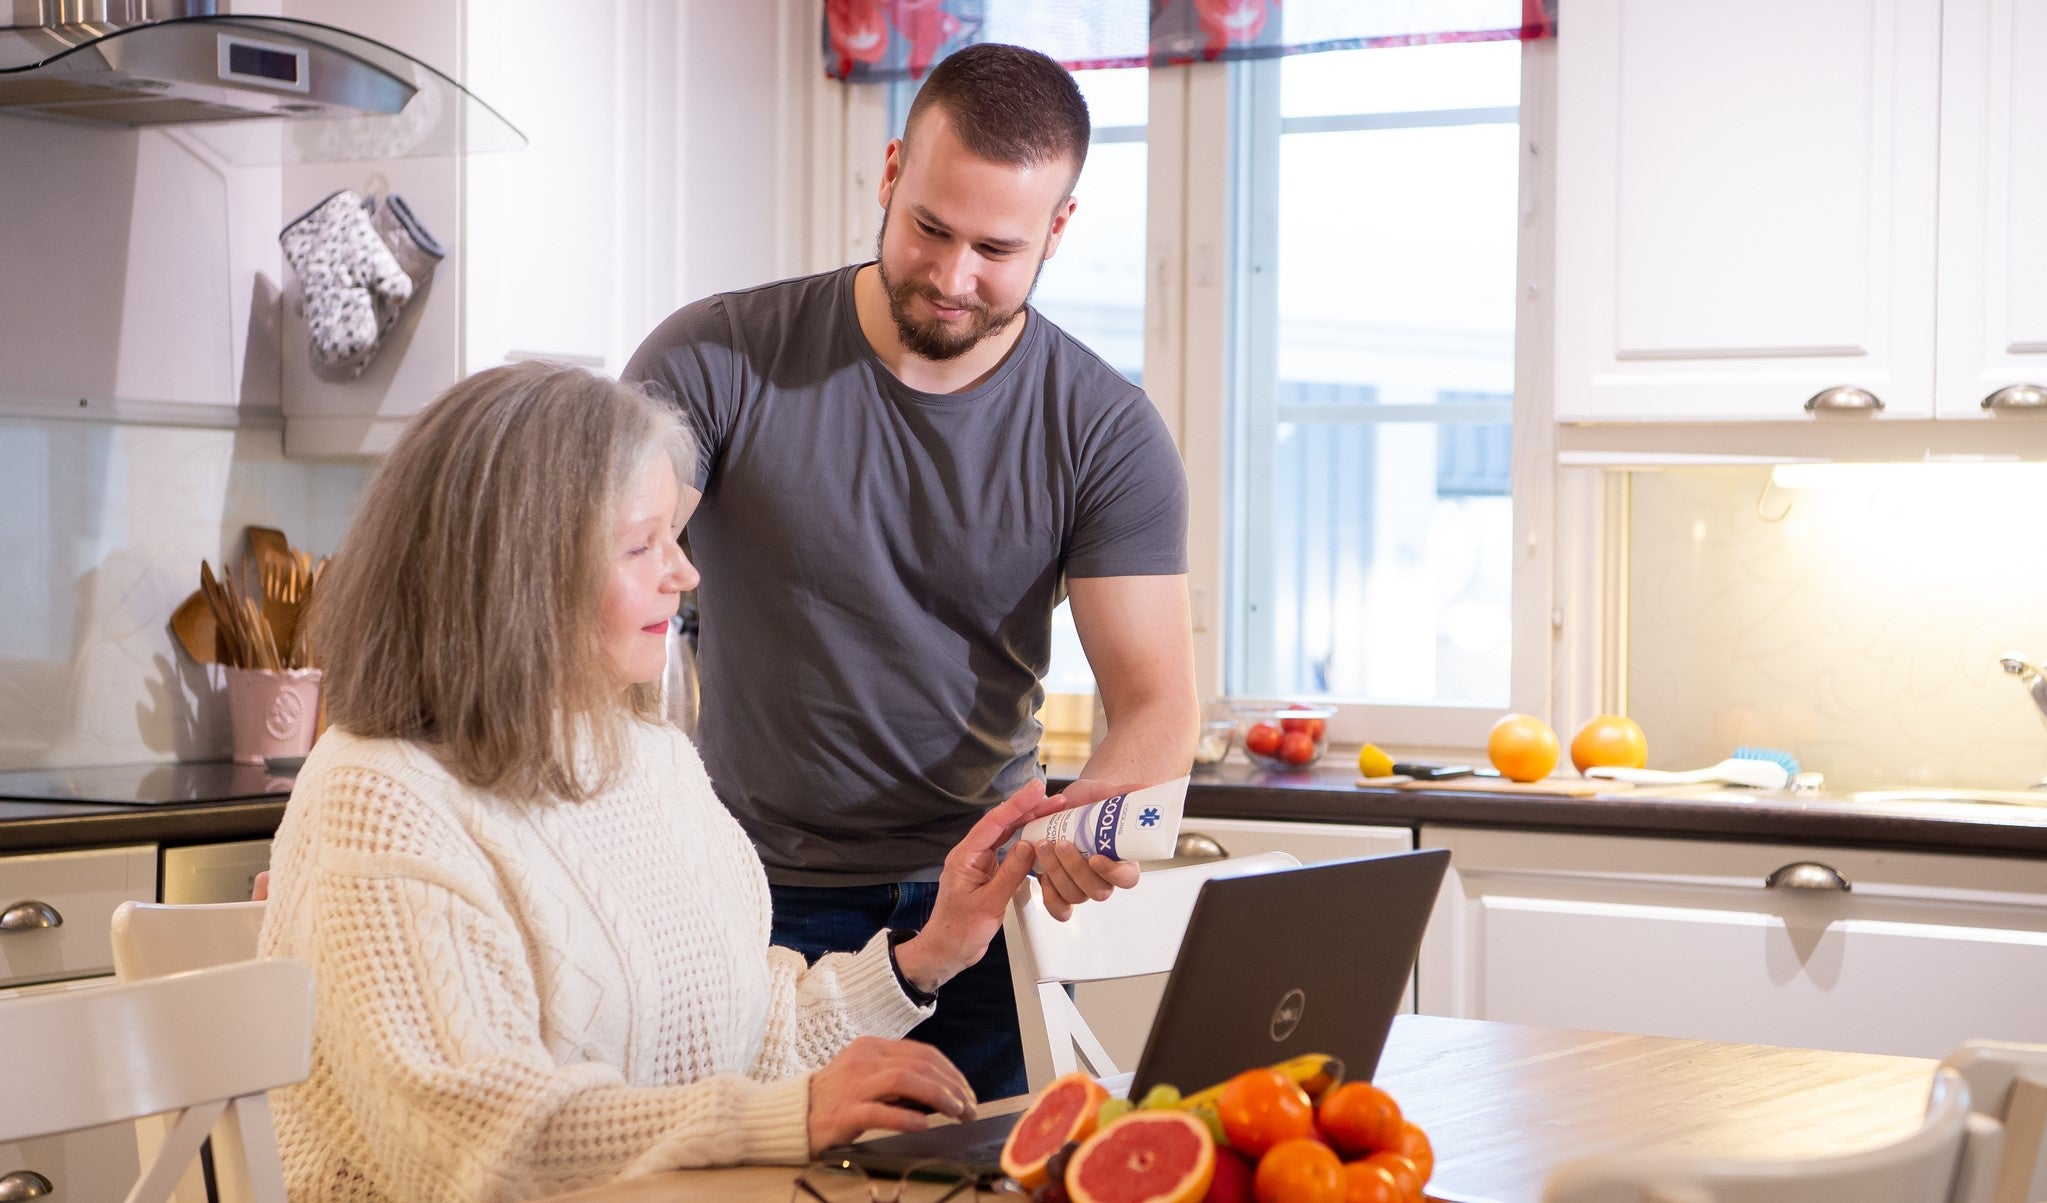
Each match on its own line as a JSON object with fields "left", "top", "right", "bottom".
{"left": 1235, "top": 704, "right": 1336, "bottom": 770}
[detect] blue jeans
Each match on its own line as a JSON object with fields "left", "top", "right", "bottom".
{"left": 769, "top": 881, "right": 1026, "bottom": 1102}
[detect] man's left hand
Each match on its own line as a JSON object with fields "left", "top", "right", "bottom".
{"left": 1031, "top": 778, "right": 1143, "bottom": 921}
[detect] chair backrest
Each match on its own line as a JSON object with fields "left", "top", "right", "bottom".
{"left": 111, "top": 899, "right": 271, "bottom": 1203}
{"left": 112, "top": 900, "right": 267, "bottom": 979}
{"left": 0, "top": 959, "right": 313, "bottom": 1203}
{"left": 1003, "top": 851, "right": 1300, "bottom": 1091}
{"left": 1541, "top": 1067, "right": 2003, "bottom": 1203}
{"left": 1940, "top": 1040, "right": 2047, "bottom": 1203}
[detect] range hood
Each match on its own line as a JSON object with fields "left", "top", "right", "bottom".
{"left": 0, "top": 1, "right": 523, "bottom": 163}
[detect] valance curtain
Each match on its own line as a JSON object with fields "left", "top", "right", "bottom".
{"left": 825, "top": 0, "right": 1558, "bottom": 83}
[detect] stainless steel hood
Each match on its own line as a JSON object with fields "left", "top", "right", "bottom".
{"left": 0, "top": 1, "right": 523, "bottom": 163}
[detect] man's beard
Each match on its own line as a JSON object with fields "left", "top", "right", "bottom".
{"left": 875, "top": 203, "right": 1047, "bottom": 362}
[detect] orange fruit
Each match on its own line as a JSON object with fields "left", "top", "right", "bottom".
{"left": 1065, "top": 1108, "right": 1215, "bottom": 1203}
{"left": 1569, "top": 714, "right": 1648, "bottom": 774}
{"left": 1486, "top": 713, "right": 1559, "bottom": 783}
{"left": 1253, "top": 1138, "right": 1345, "bottom": 1203}
{"left": 1001, "top": 1070, "right": 1109, "bottom": 1188}
{"left": 1354, "top": 1152, "right": 1423, "bottom": 1201}
{"left": 1217, "top": 1068, "right": 1318, "bottom": 1159}
{"left": 1390, "top": 1121, "right": 1433, "bottom": 1183}
{"left": 1315, "top": 1082, "right": 1403, "bottom": 1158}
{"left": 1339, "top": 1160, "right": 1408, "bottom": 1203}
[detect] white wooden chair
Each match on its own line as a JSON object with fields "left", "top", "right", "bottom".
{"left": 1003, "top": 851, "right": 1300, "bottom": 1092}
{"left": 1940, "top": 1040, "right": 2047, "bottom": 1203}
{"left": 0, "top": 958, "right": 313, "bottom": 1203}
{"left": 112, "top": 900, "right": 270, "bottom": 1203}
{"left": 1541, "top": 1067, "right": 2003, "bottom": 1203}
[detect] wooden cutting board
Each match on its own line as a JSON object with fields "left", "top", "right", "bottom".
{"left": 1358, "top": 775, "right": 1633, "bottom": 796}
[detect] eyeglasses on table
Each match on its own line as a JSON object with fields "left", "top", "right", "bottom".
{"left": 793, "top": 1158, "right": 1029, "bottom": 1203}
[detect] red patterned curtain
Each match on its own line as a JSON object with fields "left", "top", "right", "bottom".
{"left": 825, "top": 0, "right": 1557, "bottom": 82}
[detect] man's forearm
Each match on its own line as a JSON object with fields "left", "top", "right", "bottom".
{"left": 1077, "top": 690, "right": 1198, "bottom": 787}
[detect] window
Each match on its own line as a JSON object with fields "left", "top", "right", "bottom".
{"left": 1226, "top": 43, "right": 1522, "bottom": 713}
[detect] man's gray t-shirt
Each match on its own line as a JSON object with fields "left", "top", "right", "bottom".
{"left": 625, "top": 264, "right": 1188, "bottom": 886}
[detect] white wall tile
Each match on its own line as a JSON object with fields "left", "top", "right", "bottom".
{"left": 0, "top": 417, "right": 369, "bottom": 769}
{"left": 1627, "top": 464, "right": 2047, "bottom": 790}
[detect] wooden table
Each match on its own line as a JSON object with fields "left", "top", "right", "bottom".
{"left": 543, "top": 1015, "right": 1939, "bottom": 1202}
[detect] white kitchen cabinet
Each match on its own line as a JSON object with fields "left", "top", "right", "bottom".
{"left": 1073, "top": 817, "right": 1415, "bottom": 1073}
{"left": 1934, "top": 0, "right": 2047, "bottom": 419}
{"left": 1418, "top": 825, "right": 2047, "bottom": 1058}
{"left": 0, "top": 847, "right": 158, "bottom": 1200}
{"left": 1554, "top": 0, "right": 1941, "bottom": 423}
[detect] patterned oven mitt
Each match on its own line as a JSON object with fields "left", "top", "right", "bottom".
{"left": 278, "top": 189, "right": 440, "bottom": 379}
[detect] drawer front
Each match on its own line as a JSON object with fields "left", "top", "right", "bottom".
{"left": 0, "top": 845, "right": 156, "bottom": 988}
{"left": 0, "top": 1118, "right": 140, "bottom": 1201}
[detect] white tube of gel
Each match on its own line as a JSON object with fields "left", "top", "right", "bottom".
{"left": 1018, "top": 775, "right": 1191, "bottom": 862}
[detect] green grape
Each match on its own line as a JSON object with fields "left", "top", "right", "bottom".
{"left": 1095, "top": 1097, "right": 1135, "bottom": 1127}
{"left": 1138, "top": 1083, "right": 1182, "bottom": 1110}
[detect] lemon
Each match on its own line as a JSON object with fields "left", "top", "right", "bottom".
{"left": 1357, "top": 743, "right": 1395, "bottom": 779}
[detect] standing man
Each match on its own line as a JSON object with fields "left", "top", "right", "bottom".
{"left": 624, "top": 43, "right": 1198, "bottom": 1101}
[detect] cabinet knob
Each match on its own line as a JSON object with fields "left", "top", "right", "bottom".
{"left": 1982, "top": 383, "right": 2047, "bottom": 412}
{"left": 1804, "top": 387, "right": 1883, "bottom": 414}
{"left": 0, "top": 1171, "right": 54, "bottom": 1200}
{"left": 1174, "top": 832, "right": 1229, "bottom": 861}
{"left": 0, "top": 900, "right": 63, "bottom": 931}
{"left": 1764, "top": 862, "right": 1851, "bottom": 892}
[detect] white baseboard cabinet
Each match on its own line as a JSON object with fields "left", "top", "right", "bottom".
{"left": 1418, "top": 825, "right": 2047, "bottom": 1058}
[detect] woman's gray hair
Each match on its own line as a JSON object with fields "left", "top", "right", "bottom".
{"left": 307, "top": 360, "right": 693, "bottom": 802}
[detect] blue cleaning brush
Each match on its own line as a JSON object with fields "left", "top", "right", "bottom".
{"left": 1733, "top": 746, "right": 1801, "bottom": 778}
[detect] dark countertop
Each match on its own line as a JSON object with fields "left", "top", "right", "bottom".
{"left": 5, "top": 756, "right": 2047, "bottom": 860}
{"left": 1050, "top": 759, "right": 2047, "bottom": 860}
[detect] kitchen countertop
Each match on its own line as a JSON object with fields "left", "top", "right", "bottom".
{"left": 5, "top": 756, "right": 2047, "bottom": 859}
{"left": 1050, "top": 759, "right": 2047, "bottom": 859}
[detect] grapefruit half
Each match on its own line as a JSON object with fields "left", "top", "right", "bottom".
{"left": 1000, "top": 1071, "right": 1110, "bottom": 1188}
{"left": 1065, "top": 1108, "right": 1216, "bottom": 1203}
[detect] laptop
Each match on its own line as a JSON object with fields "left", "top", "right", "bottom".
{"left": 830, "top": 847, "right": 1450, "bottom": 1179}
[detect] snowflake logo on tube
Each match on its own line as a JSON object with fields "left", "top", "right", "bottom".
{"left": 1139, "top": 807, "right": 1161, "bottom": 827}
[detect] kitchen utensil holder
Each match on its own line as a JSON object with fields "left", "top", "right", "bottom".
{"left": 225, "top": 667, "right": 323, "bottom": 765}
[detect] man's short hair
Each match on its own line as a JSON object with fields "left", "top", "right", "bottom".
{"left": 903, "top": 43, "right": 1091, "bottom": 193}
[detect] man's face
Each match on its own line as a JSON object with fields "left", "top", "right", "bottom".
{"left": 874, "top": 108, "right": 1078, "bottom": 363}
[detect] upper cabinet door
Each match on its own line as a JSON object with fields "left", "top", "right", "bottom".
{"left": 1554, "top": 0, "right": 1941, "bottom": 422}
{"left": 1936, "top": 0, "right": 2047, "bottom": 420}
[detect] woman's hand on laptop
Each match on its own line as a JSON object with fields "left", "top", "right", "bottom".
{"left": 807, "top": 1036, "right": 976, "bottom": 1152}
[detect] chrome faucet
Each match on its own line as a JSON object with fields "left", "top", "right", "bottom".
{"left": 1999, "top": 654, "right": 2047, "bottom": 788}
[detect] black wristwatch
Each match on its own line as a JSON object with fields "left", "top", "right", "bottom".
{"left": 886, "top": 928, "right": 939, "bottom": 1006}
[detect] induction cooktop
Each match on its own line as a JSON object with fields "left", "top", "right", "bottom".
{"left": 0, "top": 761, "right": 297, "bottom": 806}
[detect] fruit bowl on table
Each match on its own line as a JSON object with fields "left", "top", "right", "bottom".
{"left": 1235, "top": 705, "right": 1336, "bottom": 770}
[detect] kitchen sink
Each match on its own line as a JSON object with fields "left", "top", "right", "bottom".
{"left": 1849, "top": 788, "right": 2047, "bottom": 808}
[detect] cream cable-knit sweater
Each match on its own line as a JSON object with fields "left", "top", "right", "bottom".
{"left": 258, "top": 721, "right": 932, "bottom": 1202}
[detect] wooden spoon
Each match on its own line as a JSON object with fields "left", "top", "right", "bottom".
{"left": 169, "top": 590, "right": 221, "bottom": 664}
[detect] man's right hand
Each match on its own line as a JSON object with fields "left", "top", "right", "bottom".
{"left": 806, "top": 1036, "right": 976, "bottom": 1154}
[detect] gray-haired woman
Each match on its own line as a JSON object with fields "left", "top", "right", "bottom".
{"left": 259, "top": 361, "right": 1067, "bottom": 1201}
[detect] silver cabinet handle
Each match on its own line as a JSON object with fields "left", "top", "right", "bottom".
{"left": 1982, "top": 383, "right": 2047, "bottom": 412}
{"left": 0, "top": 900, "right": 62, "bottom": 931}
{"left": 1174, "top": 832, "right": 1228, "bottom": 861}
{"left": 1804, "top": 386, "right": 1883, "bottom": 413}
{"left": 0, "top": 1170, "right": 54, "bottom": 1200}
{"left": 1765, "top": 862, "right": 1851, "bottom": 892}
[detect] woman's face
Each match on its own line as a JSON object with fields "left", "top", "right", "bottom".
{"left": 598, "top": 454, "right": 698, "bottom": 686}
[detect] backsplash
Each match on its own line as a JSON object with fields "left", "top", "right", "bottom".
{"left": 0, "top": 416, "right": 370, "bottom": 770}
{"left": 1626, "top": 463, "right": 2047, "bottom": 791}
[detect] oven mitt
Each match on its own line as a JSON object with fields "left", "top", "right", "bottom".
{"left": 278, "top": 189, "right": 412, "bottom": 379}
{"left": 369, "top": 192, "right": 444, "bottom": 324}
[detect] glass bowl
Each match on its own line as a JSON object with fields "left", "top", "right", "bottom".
{"left": 1236, "top": 704, "right": 1336, "bottom": 769}
{"left": 1192, "top": 717, "right": 1237, "bottom": 768}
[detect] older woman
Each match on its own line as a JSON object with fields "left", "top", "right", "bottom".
{"left": 259, "top": 362, "right": 1081, "bottom": 1201}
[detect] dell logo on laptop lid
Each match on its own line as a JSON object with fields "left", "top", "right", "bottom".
{"left": 1270, "top": 988, "right": 1306, "bottom": 1041}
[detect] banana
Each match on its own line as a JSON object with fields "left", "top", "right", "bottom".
{"left": 1177, "top": 1052, "right": 1347, "bottom": 1113}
